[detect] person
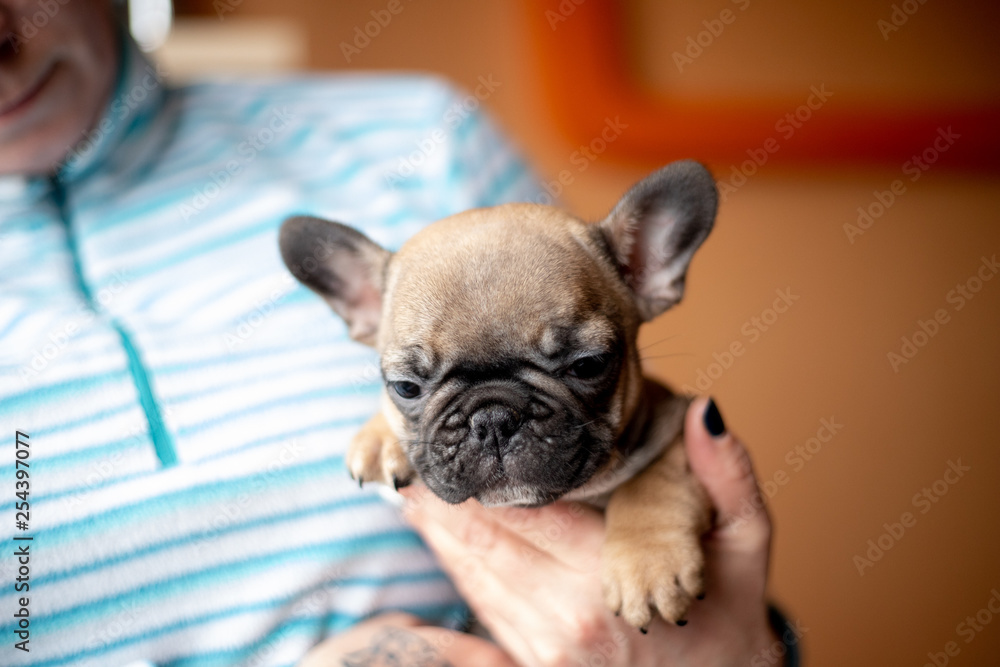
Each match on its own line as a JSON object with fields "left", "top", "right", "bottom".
{"left": 0, "top": 2, "right": 797, "bottom": 665}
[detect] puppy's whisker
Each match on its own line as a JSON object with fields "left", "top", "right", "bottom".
{"left": 638, "top": 332, "right": 681, "bottom": 352}
{"left": 639, "top": 352, "right": 695, "bottom": 362}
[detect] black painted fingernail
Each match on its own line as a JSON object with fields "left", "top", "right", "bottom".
{"left": 703, "top": 398, "right": 726, "bottom": 437}
{"left": 696, "top": 593, "right": 705, "bottom": 600}
{"left": 639, "top": 627, "right": 648, "bottom": 635}
{"left": 358, "top": 478, "right": 364, "bottom": 489}
{"left": 676, "top": 619, "right": 687, "bottom": 626}
{"left": 395, "top": 476, "right": 411, "bottom": 490}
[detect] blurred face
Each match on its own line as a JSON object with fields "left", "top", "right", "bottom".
{"left": 0, "top": 0, "right": 118, "bottom": 175}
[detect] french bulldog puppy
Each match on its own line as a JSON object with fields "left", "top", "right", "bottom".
{"left": 279, "top": 160, "right": 718, "bottom": 630}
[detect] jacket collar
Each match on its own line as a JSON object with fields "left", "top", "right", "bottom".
{"left": 56, "top": 30, "right": 168, "bottom": 187}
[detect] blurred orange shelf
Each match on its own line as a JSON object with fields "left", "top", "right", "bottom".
{"left": 525, "top": 0, "right": 1000, "bottom": 169}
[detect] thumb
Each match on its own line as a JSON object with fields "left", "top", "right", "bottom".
{"left": 684, "top": 397, "right": 771, "bottom": 556}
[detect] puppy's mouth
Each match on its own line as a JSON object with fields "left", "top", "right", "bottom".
{"left": 412, "top": 418, "right": 610, "bottom": 507}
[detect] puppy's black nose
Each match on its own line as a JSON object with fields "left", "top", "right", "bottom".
{"left": 469, "top": 404, "right": 521, "bottom": 453}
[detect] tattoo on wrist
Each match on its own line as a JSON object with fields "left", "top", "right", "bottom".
{"left": 342, "top": 627, "right": 454, "bottom": 667}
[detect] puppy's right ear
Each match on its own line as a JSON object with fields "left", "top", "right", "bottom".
{"left": 279, "top": 216, "right": 391, "bottom": 346}
{"left": 598, "top": 160, "right": 717, "bottom": 322}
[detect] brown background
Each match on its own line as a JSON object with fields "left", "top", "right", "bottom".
{"left": 169, "top": 1, "right": 1000, "bottom": 663}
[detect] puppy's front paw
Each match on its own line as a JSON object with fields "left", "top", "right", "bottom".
{"left": 347, "top": 412, "right": 414, "bottom": 489}
{"left": 601, "top": 531, "right": 704, "bottom": 630}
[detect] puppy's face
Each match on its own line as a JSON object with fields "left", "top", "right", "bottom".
{"left": 280, "top": 161, "right": 717, "bottom": 506}
{"left": 377, "top": 206, "right": 639, "bottom": 506}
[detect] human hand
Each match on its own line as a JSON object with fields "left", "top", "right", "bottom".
{"left": 298, "top": 611, "right": 516, "bottom": 667}
{"left": 400, "top": 397, "right": 781, "bottom": 667}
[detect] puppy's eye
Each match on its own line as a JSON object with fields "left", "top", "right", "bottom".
{"left": 391, "top": 381, "right": 421, "bottom": 399}
{"left": 566, "top": 355, "right": 608, "bottom": 380}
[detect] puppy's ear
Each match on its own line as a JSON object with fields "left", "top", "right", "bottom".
{"left": 279, "top": 216, "right": 391, "bottom": 346}
{"left": 598, "top": 160, "right": 717, "bottom": 321}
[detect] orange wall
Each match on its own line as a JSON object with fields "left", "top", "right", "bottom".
{"left": 183, "top": 1, "right": 1000, "bottom": 663}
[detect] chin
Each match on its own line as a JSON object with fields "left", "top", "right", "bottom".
{"left": 474, "top": 485, "right": 563, "bottom": 508}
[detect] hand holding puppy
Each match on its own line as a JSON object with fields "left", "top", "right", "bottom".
{"left": 400, "top": 398, "right": 779, "bottom": 667}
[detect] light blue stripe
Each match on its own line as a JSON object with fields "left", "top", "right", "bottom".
{"left": 23, "top": 400, "right": 135, "bottom": 437}
{"left": 0, "top": 434, "right": 145, "bottom": 480}
{"left": 27, "top": 580, "right": 461, "bottom": 667}
{"left": 33, "top": 493, "right": 380, "bottom": 587}
{"left": 0, "top": 307, "right": 31, "bottom": 339}
{"left": 176, "top": 381, "right": 379, "bottom": 438}
{"left": 166, "top": 355, "right": 378, "bottom": 405}
{"left": 133, "top": 265, "right": 251, "bottom": 315}
{"left": 0, "top": 369, "right": 126, "bottom": 415}
{"left": 83, "top": 115, "right": 444, "bottom": 239}
{"left": 31, "top": 454, "right": 346, "bottom": 546}
{"left": 478, "top": 158, "right": 534, "bottom": 208}
{"left": 21, "top": 531, "right": 425, "bottom": 635}
{"left": 118, "top": 214, "right": 280, "bottom": 281}
{"left": 153, "top": 335, "right": 347, "bottom": 375}
{"left": 32, "top": 468, "right": 152, "bottom": 505}
{"left": 196, "top": 415, "right": 365, "bottom": 463}
{"left": 158, "top": 602, "right": 468, "bottom": 667}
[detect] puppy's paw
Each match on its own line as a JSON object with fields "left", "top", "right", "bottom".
{"left": 601, "top": 530, "right": 704, "bottom": 630}
{"left": 347, "top": 413, "right": 414, "bottom": 489}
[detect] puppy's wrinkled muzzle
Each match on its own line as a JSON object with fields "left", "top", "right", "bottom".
{"left": 413, "top": 381, "right": 611, "bottom": 506}
{"left": 469, "top": 403, "right": 522, "bottom": 456}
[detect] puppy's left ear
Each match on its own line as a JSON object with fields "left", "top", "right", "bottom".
{"left": 279, "top": 215, "right": 391, "bottom": 346}
{"left": 598, "top": 160, "right": 718, "bottom": 321}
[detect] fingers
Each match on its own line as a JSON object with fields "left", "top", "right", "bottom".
{"left": 401, "top": 486, "right": 561, "bottom": 588}
{"left": 492, "top": 501, "right": 605, "bottom": 573}
{"left": 401, "top": 490, "right": 556, "bottom": 662}
{"left": 401, "top": 485, "right": 603, "bottom": 573}
{"left": 684, "top": 397, "right": 772, "bottom": 555}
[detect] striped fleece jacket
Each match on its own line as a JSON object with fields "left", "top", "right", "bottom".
{"left": 0, "top": 36, "right": 542, "bottom": 667}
